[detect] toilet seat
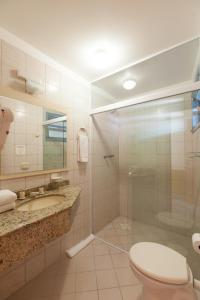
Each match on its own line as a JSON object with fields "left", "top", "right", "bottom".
{"left": 129, "top": 242, "right": 189, "bottom": 285}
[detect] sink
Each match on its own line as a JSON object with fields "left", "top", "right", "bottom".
{"left": 17, "top": 195, "right": 65, "bottom": 212}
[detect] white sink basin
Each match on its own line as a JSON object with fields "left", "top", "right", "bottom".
{"left": 17, "top": 195, "right": 65, "bottom": 212}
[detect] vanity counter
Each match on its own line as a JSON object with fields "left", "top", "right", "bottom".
{"left": 0, "top": 185, "right": 81, "bottom": 237}
{"left": 0, "top": 185, "right": 81, "bottom": 272}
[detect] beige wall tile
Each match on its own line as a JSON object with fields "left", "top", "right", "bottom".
{"left": 26, "top": 55, "right": 45, "bottom": 95}
{"left": 0, "top": 263, "right": 26, "bottom": 299}
{"left": 26, "top": 250, "right": 45, "bottom": 281}
{"left": 0, "top": 178, "right": 25, "bottom": 191}
{"left": 1, "top": 42, "right": 26, "bottom": 92}
{"left": 45, "top": 238, "right": 61, "bottom": 267}
{"left": 45, "top": 65, "right": 61, "bottom": 101}
{"left": 25, "top": 175, "right": 45, "bottom": 189}
{"left": 1, "top": 63, "right": 26, "bottom": 92}
{"left": 2, "top": 41, "right": 26, "bottom": 72}
{"left": 0, "top": 40, "right": 1, "bottom": 84}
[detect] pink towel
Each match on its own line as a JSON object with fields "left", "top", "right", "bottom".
{"left": 0, "top": 107, "right": 14, "bottom": 151}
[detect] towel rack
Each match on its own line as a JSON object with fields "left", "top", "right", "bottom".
{"left": 77, "top": 127, "right": 89, "bottom": 163}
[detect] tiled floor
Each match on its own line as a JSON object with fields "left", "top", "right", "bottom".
{"left": 96, "top": 216, "right": 200, "bottom": 280}
{"left": 7, "top": 239, "right": 142, "bottom": 300}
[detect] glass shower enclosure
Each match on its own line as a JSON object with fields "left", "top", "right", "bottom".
{"left": 92, "top": 90, "right": 200, "bottom": 280}
{"left": 91, "top": 37, "right": 200, "bottom": 280}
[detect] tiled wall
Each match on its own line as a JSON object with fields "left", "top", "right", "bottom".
{"left": 0, "top": 39, "right": 91, "bottom": 298}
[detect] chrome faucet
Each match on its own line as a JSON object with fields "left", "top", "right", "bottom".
{"left": 29, "top": 191, "right": 40, "bottom": 198}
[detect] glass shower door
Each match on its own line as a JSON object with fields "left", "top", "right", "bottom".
{"left": 92, "top": 90, "right": 200, "bottom": 280}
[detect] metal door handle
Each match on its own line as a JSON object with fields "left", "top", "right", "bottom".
{"left": 104, "top": 154, "right": 114, "bottom": 159}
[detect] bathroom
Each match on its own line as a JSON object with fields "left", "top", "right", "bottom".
{"left": 0, "top": 1, "right": 200, "bottom": 299}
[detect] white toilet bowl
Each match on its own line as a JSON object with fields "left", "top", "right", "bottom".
{"left": 129, "top": 242, "right": 197, "bottom": 300}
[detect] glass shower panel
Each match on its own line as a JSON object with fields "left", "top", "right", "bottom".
{"left": 92, "top": 90, "right": 200, "bottom": 280}
{"left": 92, "top": 111, "right": 119, "bottom": 235}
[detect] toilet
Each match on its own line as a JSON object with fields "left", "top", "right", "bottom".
{"left": 129, "top": 242, "right": 197, "bottom": 300}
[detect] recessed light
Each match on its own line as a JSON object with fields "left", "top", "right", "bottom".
{"left": 93, "top": 49, "right": 110, "bottom": 69}
{"left": 123, "top": 79, "right": 136, "bottom": 90}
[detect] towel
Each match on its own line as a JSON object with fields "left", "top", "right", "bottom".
{"left": 0, "top": 107, "right": 14, "bottom": 151}
{"left": 77, "top": 134, "right": 88, "bottom": 163}
{"left": 0, "top": 190, "right": 17, "bottom": 206}
{"left": 0, "top": 202, "right": 16, "bottom": 214}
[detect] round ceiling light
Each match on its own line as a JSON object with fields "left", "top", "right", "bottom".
{"left": 93, "top": 49, "right": 110, "bottom": 69}
{"left": 123, "top": 79, "right": 136, "bottom": 90}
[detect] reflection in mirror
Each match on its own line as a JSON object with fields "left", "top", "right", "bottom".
{"left": 92, "top": 37, "right": 200, "bottom": 108}
{"left": 43, "top": 110, "right": 67, "bottom": 170}
{"left": 0, "top": 97, "right": 67, "bottom": 175}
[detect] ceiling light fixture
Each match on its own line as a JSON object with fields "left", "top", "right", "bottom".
{"left": 123, "top": 79, "right": 136, "bottom": 90}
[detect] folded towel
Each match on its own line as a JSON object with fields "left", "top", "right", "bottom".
{"left": 0, "top": 190, "right": 17, "bottom": 206}
{"left": 0, "top": 198, "right": 16, "bottom": 207}
{"left": 0, "top": 202, "right": 15, "bottom": 214}
{"left": 77, "top": 134, "right": 88, "bottom": 163}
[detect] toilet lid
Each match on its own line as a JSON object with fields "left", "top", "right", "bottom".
{"left": 129, "top": 242, "right": 189, "bottom": 285}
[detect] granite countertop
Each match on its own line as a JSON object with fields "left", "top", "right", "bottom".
{"left": 0, "top": 185, "right": 81, "bottom": 237}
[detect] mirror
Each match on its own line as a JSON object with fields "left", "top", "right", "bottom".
{"left": 0, "top": 96, "right": 67, "bottom": 175}
{"left": 92, "top": 37, "right": 200, "bottom": 108}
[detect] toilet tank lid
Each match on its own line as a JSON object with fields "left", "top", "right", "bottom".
{"left": 129, "top": 242, "right": 189, "bottom": 285}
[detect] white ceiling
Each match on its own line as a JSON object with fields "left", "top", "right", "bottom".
{"left": 93, "top": 38, "right": 200, "bottom": 101}
{"left": 0, "top": 0, "right": 199, "bottom": 81}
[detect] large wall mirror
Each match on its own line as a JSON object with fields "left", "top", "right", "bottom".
{"left": 0, "top": 96, "right": 67, "bottom": 176}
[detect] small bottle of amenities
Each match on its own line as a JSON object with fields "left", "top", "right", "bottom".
{"left": 19, "top": 191, "right": 26, "bottom": 200}
{"left": 38, "top": 186, "right": 45, "bottom": 194}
